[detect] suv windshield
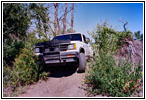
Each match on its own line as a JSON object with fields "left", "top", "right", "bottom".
{"left": 52, "top": 34, "right": 82, "bottom": 41}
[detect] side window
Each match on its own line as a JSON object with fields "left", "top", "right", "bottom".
{"left": 83, "top": 35, "right": 87, "bottom": 43}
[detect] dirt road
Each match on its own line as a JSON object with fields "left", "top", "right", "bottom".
{"left": 19, "top": 66, "right": 86, "bottom": 97}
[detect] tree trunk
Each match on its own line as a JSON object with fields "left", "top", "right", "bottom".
{"left": 57, "top": 18, "right": 61, "bottom": 34}
{"left": 63, "top": 3, "right": 68, "bottom": 34}
{"left": 54, "top": 3, "right": 58, "bottom": 35}
{"left": 71, "top": 3, "right": 74, "bottom": 33}
{"left": 123, "top": 21, "right": 128, "bottom": 32}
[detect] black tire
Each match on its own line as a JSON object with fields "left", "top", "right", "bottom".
{"left": 77, "top": 53, "right": 86, "bottom": 73}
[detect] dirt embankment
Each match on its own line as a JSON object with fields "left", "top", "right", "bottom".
{"left": 115, "top": 40, "right": 143, "bottom": 66}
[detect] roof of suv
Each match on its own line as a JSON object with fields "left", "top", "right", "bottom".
{"left": 56, "top": 32, "right": 83, "bottom": 36}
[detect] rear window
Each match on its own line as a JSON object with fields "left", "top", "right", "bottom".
{"left": 52, "top": 34, "right": 82, "bottom": 41}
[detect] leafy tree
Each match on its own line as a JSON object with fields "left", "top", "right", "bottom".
{"left": 140, "top": 34, "right": 143, "bottom": 40}
{"left": 3, "top": 3, "right": 30, "bottom": 66}
{"left": 3, "top": 3, "right": 30, "bottom": 41}
{"left": 29, "top": 3, "right": 50, "bottom": 39}
{"left": 134, "top": 31, "right": 143, "bottom": 40}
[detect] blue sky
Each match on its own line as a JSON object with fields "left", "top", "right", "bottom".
{"left": 73, "top": 3, "right": 143, "bottom": 36}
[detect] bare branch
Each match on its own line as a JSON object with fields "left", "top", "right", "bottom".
{"left": 63, "top": 3, "right": 68, "bottom": 34}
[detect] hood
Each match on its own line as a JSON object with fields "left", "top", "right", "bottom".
{"left": 35, "top": 40, "right": 71, "bottom": 47}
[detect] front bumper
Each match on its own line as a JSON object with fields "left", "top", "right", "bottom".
{"left": 42, "top": 51, "right": 79, "bottom": 65}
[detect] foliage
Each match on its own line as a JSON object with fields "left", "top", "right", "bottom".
{"left": 3, "top": 4, "right": 50, "bottom": 95}
{"left": 66, "top": 28, "right": 76, "bottom": 33}
{"left": 3, "top": 3, "right": 30, "bottom": 67}
{"left": 90, "top": 22, "right": 132, "bottom": 55}
{"left": 3, "top": 3, "right": 30, "bottom": 41}
{"left": 133, "top": 31, "right": 143, "bottom": 40}
{"left": 3, "top": 32, "right": 49, "bottom": 91}
{"left": 86, "top": 55, "right": 142, "bottom": 97}
{"left": 3, "top": 66, "right": 18, "bottom": 88}
{"left": 3, "top": 40, "right": 24, "bottom": 66}
{"left": 29, "top": 3, "right": 50, "bottom": 39}
{"left": 14, "top": 48, "right": 39, "bottom": 85}
{"left": 14, "top": 32, "right": 49, "bottom": 86}
{"left": 85, "top": 23, "right": 142, "bottom": 97}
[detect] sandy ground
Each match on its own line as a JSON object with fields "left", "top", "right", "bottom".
{"left": 18, "top": 66, "right": 86, "bottom": 97}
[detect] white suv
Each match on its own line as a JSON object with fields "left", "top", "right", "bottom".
{"left": 34, "top": 32, "right": 93, "bottom": 72}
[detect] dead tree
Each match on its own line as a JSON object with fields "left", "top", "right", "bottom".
{"left": 71, "top": 3, "right": 74, "bottom": 33}
{"left": 54, "top": 3, "right": 61, "bottom": 35}
{"left": 63, "top": 3, "right": 68, "bottom": 34}
{"left": 54, "top": 3, "right": 58, "bottom": 35}
{"left": 123, "top": 21, "right": 128, "bottom": 32}
{"left": 119, "top": 19, "right": 128, "bottom": 32}
{"left": 53, "top": 3, "right": 73, "bottom": 35}
{"left": 57, "top": 17, "right": 61, "bottom": 34}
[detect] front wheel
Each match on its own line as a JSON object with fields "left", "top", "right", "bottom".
{"left": 77, "top": 53, "right": 86, "bottom": 73}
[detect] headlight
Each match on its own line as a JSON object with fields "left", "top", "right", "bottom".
{"left": 68, "top": 44, "right": 76, "bottom": 50}
{"left": 34, "top": 48, "right": 40, "bottom": 53}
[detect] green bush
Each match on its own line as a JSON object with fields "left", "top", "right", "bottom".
{"left": 3, "top": 32, "right": 49, "bottom": 97}
{"left": 3, "top": 67, "right": 18, "bottom": 88}
{"left": 3, "top": 32, "right": 49, "bottom": 89}
{"left": 3, "top": 40, "right": 24, "bottom": 66}
{"left": 85, "top": 23, "right": 142, "bottom": 97}
{"left": 85, "top": 54, "right": 142, "bottom": 97}
{"left": 90, "top": 22, "right": 132, "bottom": 55}
{"left": 14, "top": 48, "right": 39, "bottom": 85}
{"left": 3, "top": 40, "right": 24, "bottom": 89}
{"left": 14, "top": 33, "right": 49, "bottom": 86}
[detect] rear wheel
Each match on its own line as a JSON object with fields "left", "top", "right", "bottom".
{"left": 77, "top": 53, "right": 86, "bottom": 73}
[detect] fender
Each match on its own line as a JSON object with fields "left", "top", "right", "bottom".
{"left": 79, "top": 47, "right": 85, "bottom": 54}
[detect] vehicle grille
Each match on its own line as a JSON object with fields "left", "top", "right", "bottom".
{"left": 44, "top": 52, "right": 60, "bottom": 60}
{"left": 43, "top": 44, "right": 69, "bottom": 62}
{"left": 60, "top": 44, "right": 68, "bottom": 51}
{"left": 44, "top": 44, "right": 69, "bottom": 53}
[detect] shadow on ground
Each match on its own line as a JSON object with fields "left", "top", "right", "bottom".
{"left": 42, "top": 65, "right": 78, "bottom": 78}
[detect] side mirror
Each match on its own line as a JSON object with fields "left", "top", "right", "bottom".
{"left": 86, "top": 38, "right": 90, "bottom": 43}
